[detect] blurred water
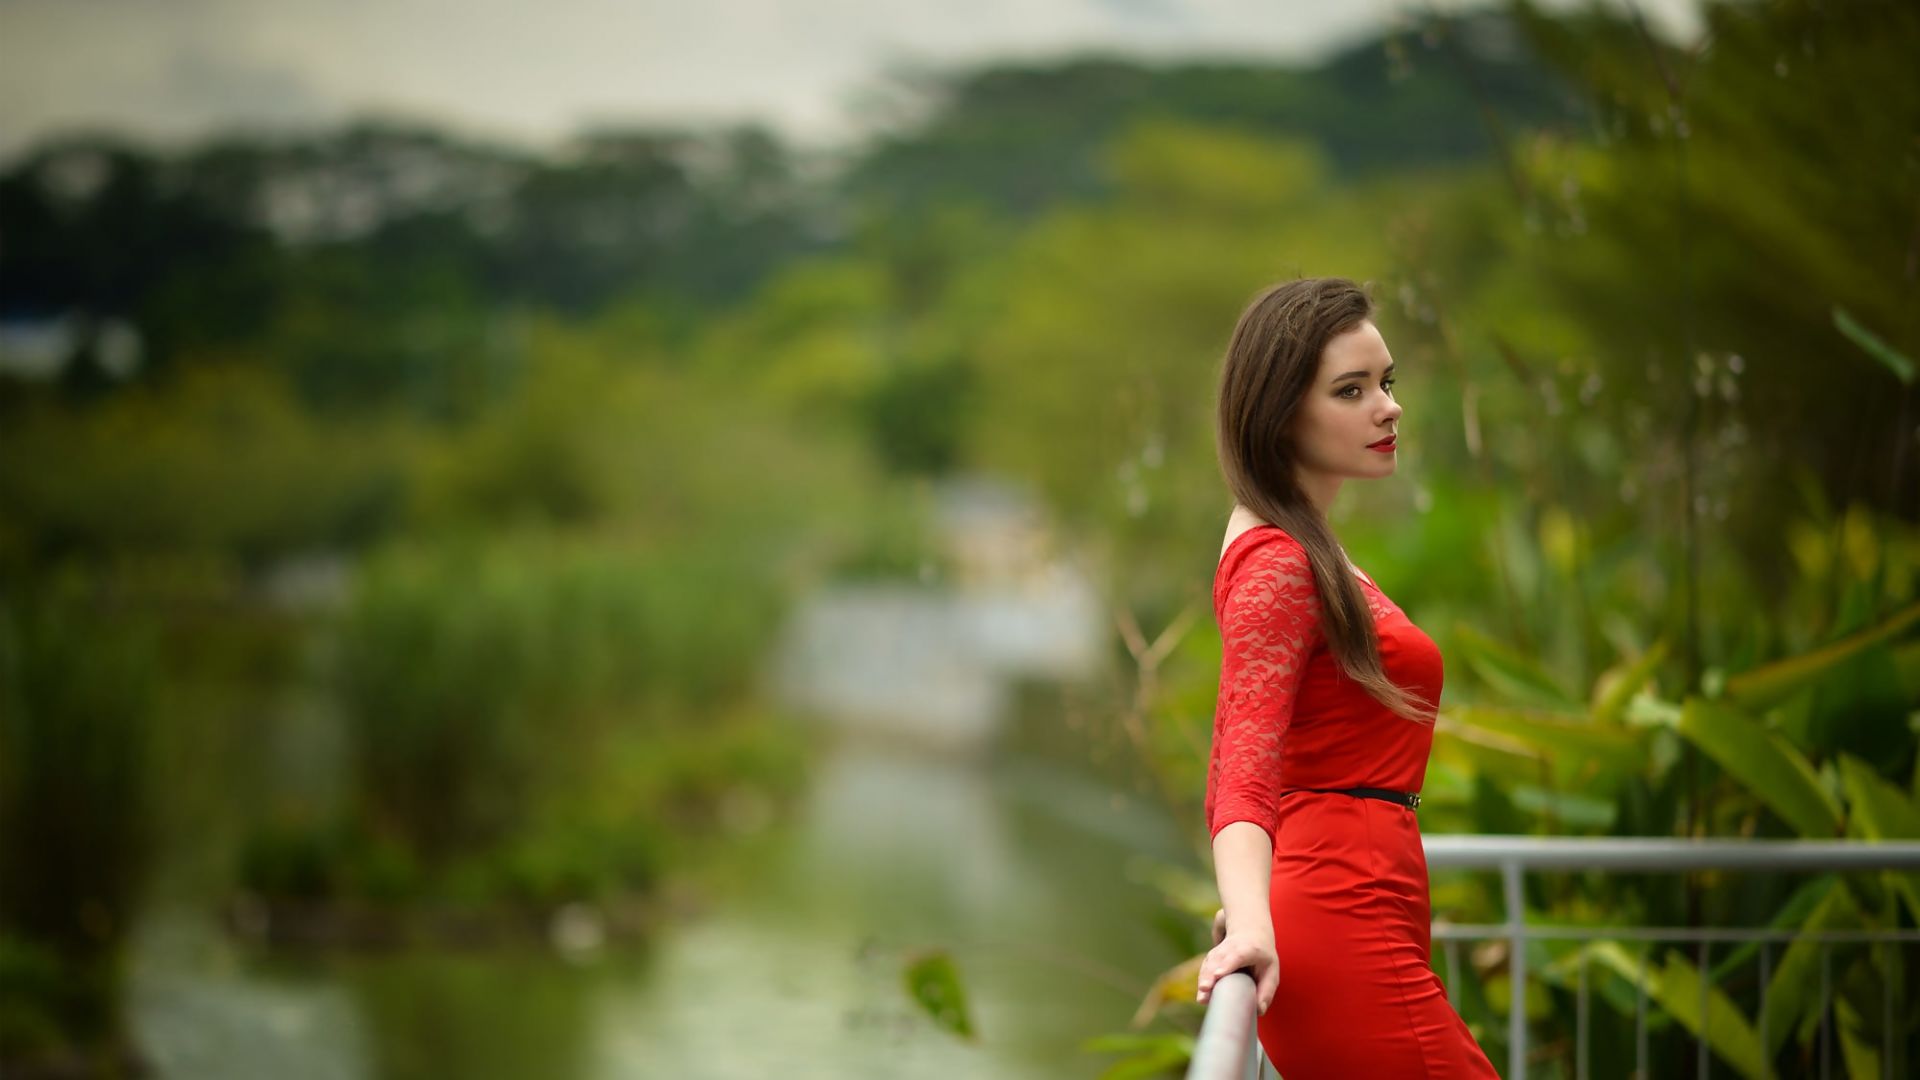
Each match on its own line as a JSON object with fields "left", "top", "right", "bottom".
{"left": 129, "top": 739, "right": 1188, "bottom": 1080}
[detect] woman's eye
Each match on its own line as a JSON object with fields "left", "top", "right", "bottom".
{"left": 1339, "top": 379, "right": 1393, "bottom": 399}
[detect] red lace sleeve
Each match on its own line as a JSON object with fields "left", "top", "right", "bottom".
{"left": 1205, "top": 532, "right": 1322, "bottom": 845}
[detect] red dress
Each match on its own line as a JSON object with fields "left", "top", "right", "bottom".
{"left": 1206, "top": 525, "right": 1497, "bottom": 1079}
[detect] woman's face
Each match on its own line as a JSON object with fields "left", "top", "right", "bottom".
{"left": 1291, "top": 319, "right": 1403, "bottom": 491}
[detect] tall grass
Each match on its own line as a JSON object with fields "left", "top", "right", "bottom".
{"left": 238, "top": 529, "right": 804, "bottom": 920}
{"left": 0, "top": 572, "right": 158, "bottom": 1073}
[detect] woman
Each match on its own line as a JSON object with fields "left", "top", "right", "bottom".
{"left": 1192, "top": 277, "right": 1496, "bottom": 1077}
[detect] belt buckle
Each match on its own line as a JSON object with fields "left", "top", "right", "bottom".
{"left": 1408, "top": 792, "right": 1422, "bottom": 809}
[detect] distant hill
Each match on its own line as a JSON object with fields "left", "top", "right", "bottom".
{"left": 0, "top": 8, "right": 1584, "bottom": 381}
{"left": 841, "top": 10, "right": 1584, "bottom": 217}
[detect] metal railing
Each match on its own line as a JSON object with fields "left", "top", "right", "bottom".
{"left": 1185, "top": 836, "right": 1920, "bottom": 1080}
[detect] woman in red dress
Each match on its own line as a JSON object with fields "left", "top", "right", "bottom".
{"left": 1192, "top": 278, "right": 1498, "bottom": 1078}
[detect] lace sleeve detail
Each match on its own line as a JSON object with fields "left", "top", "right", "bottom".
{"left": 1205, "top": 533, "right": 1322, "bottom": 845}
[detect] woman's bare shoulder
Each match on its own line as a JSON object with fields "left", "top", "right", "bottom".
{"left": 1219, "top": 505, "right": 1276, "bottom": 561}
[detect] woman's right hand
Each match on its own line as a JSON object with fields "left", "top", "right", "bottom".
{"left": 1195, "top": 922, "right": 1280, "bottom": 1015}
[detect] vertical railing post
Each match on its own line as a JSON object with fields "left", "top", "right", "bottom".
{"left": 1758, "top": 943, "right": 1770, "bottom": 1077}
{"left": 1575, "top": 951, "right": 1588, "bottom": 1080}
{"left": 1503, "top": 858, "right": 1526, "bottom": 1079}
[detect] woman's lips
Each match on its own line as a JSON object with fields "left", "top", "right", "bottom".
{"left": 1368, "top": 437, "right": 1397, "bottom": 452}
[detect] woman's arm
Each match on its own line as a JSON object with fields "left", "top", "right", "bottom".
{"left": 1195, "top": 820, "right": 1279, "bottom": 1012}
{"left": 1211, "top": 821, "right": 1274, "bottom": 942}
{"left": 1198, "top": 531, "right": 1319, "bottom": 1015}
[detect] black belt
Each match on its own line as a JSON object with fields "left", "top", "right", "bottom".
{"left": 1283, "top": 786, "right": 1421, "bottom": 810}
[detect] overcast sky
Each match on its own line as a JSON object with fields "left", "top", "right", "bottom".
{"left": 0, "top": 0, "right": 1703, "bottom": 164}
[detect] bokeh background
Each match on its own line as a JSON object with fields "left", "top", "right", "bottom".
{"left": 2, "top": 0, "right": 1917, "bottom": 1077}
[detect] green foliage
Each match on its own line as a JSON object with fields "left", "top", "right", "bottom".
{"left": 1836, "top": 755, "right": 1920, "bottom": 927}
{"left": 239, "top": 705, "right": 808, "bottom": 916}
{"left": 683, "top": 203, "right": 1006, "bottom": 479}
{"left": 0, "top": 577, "right": 156, "bottom": 955}
{"left": 0, "top": 365, "right": 404, "bottom": 562}
{"left": 902, "top": 949, "right": 976, "bottom": 1039}
{"left": 245, "top": 245, "right": 500, "bottom": 417}
{"left": 1760, "top": 880, "right": 1859, "bottom": 1058}
{"left": 1496, "top": 0, "right": 1920, "bottom": 528}
{"left": 1582, "top": 941, "right": 1771, "bottom": 1079}
{"left": 209, "top": 295, "right": 896, "bottom": 914}
{"left": 1449, "top": 624, "right": 1583, "bottom": 711}
{"left": 1080, "top": 1031, "right": 1197, "bottom": 1080}
{"left": 0, "top": 935, "right": 68, "bottom": 1059}
{"left": 1723, "top": 601, "right": 1920, "bottom": 715}
{"left": 321, "top": 532, "right": 792, "bottom": 875}
{"left": 1833, "top": 307, "right": 1916, "bottom": 387}
{"left": 1673, "top": 697, "right": 1842, "bottom": 838}
{"left": 413, "top": 317, "right": 882, "bottom": 543}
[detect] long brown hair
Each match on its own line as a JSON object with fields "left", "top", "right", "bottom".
{"left": 1215, "top": 277, "right": 1433, "bottom": 724}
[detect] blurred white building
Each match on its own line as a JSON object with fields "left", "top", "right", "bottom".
{"left": 0, "top": 312, "right": 144, "bottom": 381}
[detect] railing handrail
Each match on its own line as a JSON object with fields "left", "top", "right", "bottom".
{"left": 1423, "top": 834, "right": 1920, "bottom": 870}
{"left": 1184, "top": 834, "right": 1920, "bottom": 1080}
{"left": 1185, "top": 971, "right": 1259, "bottom": 1080}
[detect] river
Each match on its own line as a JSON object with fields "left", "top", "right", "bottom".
{"left": 127, "top": 735, "right": 1191, "bottom": 1079}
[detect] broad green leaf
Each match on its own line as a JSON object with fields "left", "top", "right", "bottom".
{"left": 1449, "top": 705, "right": 1646, "bottom": 773}
{"left": 1833, "top": 305, "right": 1916, "bottom": 385}
{"left": 1508, "top": 784, "right": 1618, "bottom": 828}
{"left": 1837, "top": 754, "right": 1920, "bottom": 926}
{"left": 1583, "top": 941, "right": 1771, "bottom": 1079}
{"left": 902, "top": 949, "right": 976, "bottom": 1039}
{"left": 1101, "top": 1048, "right": 1194, "bottom": 1080}
{"left": 1481, "top": 971, "right": 1552, "bottom": 1020}
{"left": 1578, "top": 940, "right": 1684, "bottom": 1022}
{"left": 1869, "top": 941, "right": 1908, "bottom": 1067}
{"left": 1677, "top": 698, "right": 1841, "bottom": 838}
{"left": 1081, "top": 1032, "right": 1197, "bottom": 1080}
{"left": 1081, "top": 1033, "right": 1198, "bottom": 1054}
{"left": 1838, "top": 753, "right": 1920, "bottom": 838}
{"left": 1625, "top": 692, "right": 1683, "bottom": 729}
{"left": 1836, "top": 999, "right": 1881, "bottom": 1080}
{"left": 1710, "top": 875, "right": 1838, "bottom": 982}
{"left": 1130, "top": 953, "right": 1202, "bottom": 1029}
{"left": 1449, "top": 623, "right": 1582, "bottom": 711}
{"left": 1723, "top": 600, "right": 1920, "bottom": 712}
{"left": 1655, "top": 949, "right": 1772, "bottom": 1080}
{"left": 1800, "top": 644, "right": 1912, "bottom": 765}
{"left": 1892, "top": 639, "right": 1920, "bottom": 702}
{"left": 1762, "top": 883, "right": 1860, "bottom": 1056}
{"left": 1583, "top": 939, "right": 1651, "bottom": 984}
{"left": 1432, "top": 716, "right": 1552, "bottom": 786}
{"left": 1591, "top": 640, "right": 1670, "bottom": 726}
